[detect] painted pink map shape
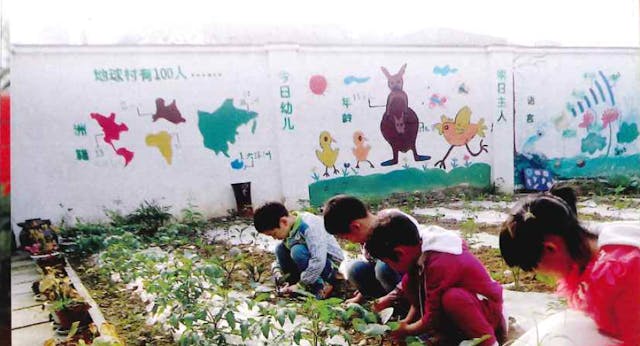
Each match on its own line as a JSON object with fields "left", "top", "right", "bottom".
{"left": 90, "top": 112, "right": 134, "bottom": 166}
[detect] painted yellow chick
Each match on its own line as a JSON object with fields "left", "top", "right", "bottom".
{"left": 316, "top": 131, "right": 340, "bottom": 176}
{"left": 434, "top": 106, "right": 488, "bottom": 169}
{"left": 352, "top": 130, "right": 374, "bottom": 168}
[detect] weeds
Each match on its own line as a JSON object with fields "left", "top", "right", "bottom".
{"left": 126, "top": 200, "right": 172, "bottom": 237}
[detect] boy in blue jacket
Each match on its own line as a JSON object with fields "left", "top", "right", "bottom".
{"left": 254, "top": 202, "right": 344, "bottom": 299}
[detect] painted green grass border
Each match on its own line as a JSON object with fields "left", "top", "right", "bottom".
{"left": 308, "top": 163, "right": 491, "bottom": 207}
{"left": 546, "top": 153, "right": 640, "bottom": 179}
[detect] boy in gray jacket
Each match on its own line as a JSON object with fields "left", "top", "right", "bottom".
{"left": 253, "top": 202, "right": 344, "bottom": 299}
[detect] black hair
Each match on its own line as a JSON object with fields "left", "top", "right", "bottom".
{"left": 499, "top": 184, "right": 596, "bottom": 272}
{"left": 253, "top": 202, "right": 289, "bottom": 233}
{"left": 365, "top": 212, "right": 420, "bottom": 262}
{"left": 323, "top": 195, "right": 369, "bottom": 235}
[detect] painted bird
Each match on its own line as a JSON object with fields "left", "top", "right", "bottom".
{"left": 434, "top": 106, "right": 488, "bottom": 169}
{"left": 316, "top": 131, "right": 339, "bottom": 177}
{"left": 352, "top": 130, "right": 374, "bottom": 168}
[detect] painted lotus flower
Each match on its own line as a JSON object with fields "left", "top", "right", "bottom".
{"left": 578, "top": 110, "right": 595, "bottom": 129}
{"left": 601, "top": 108, "right": 620, "bottom": 128}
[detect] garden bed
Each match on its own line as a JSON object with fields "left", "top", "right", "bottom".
{"left": 53, "top": 184, "right": 637, "bottom": 345}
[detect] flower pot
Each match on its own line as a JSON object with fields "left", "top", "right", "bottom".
{"left": 18, "top": 218, "right": 55, "bottom": 248}
{"left": 50, "top": 311, "right": 61, "bottom": 325}
{"left": 34, "top": 252, "right": 65, "bottom": 271}
{"left": 231, "top": 182, "right": 253, "bottom": 217}
{"left": 31, "top": 280, "right": 40, "bottom": 294}
{"left": 55, "top": 302, "right": 92, "bottom": 330}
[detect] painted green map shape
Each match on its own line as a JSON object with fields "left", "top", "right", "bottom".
{"left": 198, "top": 99, "right": 258, "bottom": 157}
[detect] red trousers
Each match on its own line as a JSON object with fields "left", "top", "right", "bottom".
{"left": 438, "top": 287, "right": 505, "bottom": 346}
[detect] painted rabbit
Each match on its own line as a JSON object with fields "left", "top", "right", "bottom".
{"left": 379, "top": 64, "right": 430, "bottom": 166}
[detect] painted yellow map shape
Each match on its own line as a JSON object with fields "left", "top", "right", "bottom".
{"left": 146, "top": 131, "right": 173, "bottom": 165}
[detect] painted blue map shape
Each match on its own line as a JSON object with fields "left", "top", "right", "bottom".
{"left": 198, "top": 99, "right": 258, "bottom": 157}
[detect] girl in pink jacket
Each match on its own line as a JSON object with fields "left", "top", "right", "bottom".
{"left": 500, "top": 185, "right": 640, "bottom": 345}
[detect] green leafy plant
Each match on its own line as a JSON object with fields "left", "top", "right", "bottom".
{"left": 179, "top": 202, "right": 208, "bottom": 233}
{"left": 513, "top": 267, "right": 522, "bottom": 291}
{"left": 145, "top": 253, "right": 264, "bottom": 345}
{"left": 220, "top": 247, "right": 246, "bottom": 288}
{"left": 535, "top": 272, "right": 556, "bottom": 287}
{"left": 126, "top": 200, "right": 172, "bottom": 237}
{"left": 288, "top": 297, "right": 352, "bottom": 346}
{"left": 460, "top": 216, "right": 478, "bottom": 241}
{"left": 460, "top": 334, "right": 492, "bottom": 346}
{"left": 243, "top": 256, "right": 269, "bottom": 283}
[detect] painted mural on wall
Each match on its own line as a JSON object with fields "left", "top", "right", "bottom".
{"left": 76, "top": 63, "right": 263, "bottom": 172}
{"left": 379, "top": 64, "right": 431, "bottom": 166}
{"left": 152, "top": 98, "right": 185, "bottom": 124}
{"left": 315, "top": 131, "right": 339, "bottom": 177}
{"left": 145, "top": 131, "right": 174, "bottom": 165}
{"left": 197, "top": 98, "right": 258, "bottom": 158}
{"left": 434, "top": 106, "right": 488, "bottom": 169}
{"left": 515, "top": 70, "right": 640, "bottom": 188}
{"left": 352, "top": 130, "right": 374, "bottom": 169}
{"left": 307, "top": 62, "right": 492, "bottom": 206}
{"left": 89, "top": 112, "right": 134, "bottom": 166}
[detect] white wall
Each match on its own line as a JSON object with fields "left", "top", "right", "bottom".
{"left": 513, "top": 48, "right": 640, "bottom": 187}
{"left": 10, "top": 44, "right": 639, "bottom": 235}
{"left": 12, "top": 46, "right": 283, "bottom": 230}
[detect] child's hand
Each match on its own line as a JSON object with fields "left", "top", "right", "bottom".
{"left": 345, "top": 291, "right": 364, "bottom": 305}
{"left": 372, "top": 295, "right": 393, "bottom": 312}
{"left": 390, "top": 321, "right": 409, "bottom": 341}
{"left": 280, "top": 283, "right": 299, "bottom": 294}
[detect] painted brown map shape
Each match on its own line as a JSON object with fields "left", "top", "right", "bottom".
{"left": 90, "top": 112, "right": 134, "bottom": 166}
{"left": 152, "top": 98, "right": 185, "bottom": 124}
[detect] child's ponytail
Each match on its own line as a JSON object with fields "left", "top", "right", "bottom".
{"left": 549, "top": 184, "right": 578, "bottom": 215}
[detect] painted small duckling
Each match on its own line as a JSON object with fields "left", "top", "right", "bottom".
{"left": 352, "top": 130, "right": 374, "bottom": 168}
{"left": 316, "top": 131, "right": 340, "bottom": 176}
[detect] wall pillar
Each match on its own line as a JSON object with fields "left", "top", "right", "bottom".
{"left": 488, "top": 47, "right": 516, "bottom": 193}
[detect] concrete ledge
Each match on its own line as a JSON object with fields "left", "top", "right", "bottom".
{"left": 65, "top": 261, "right": 106, "bottom": 328}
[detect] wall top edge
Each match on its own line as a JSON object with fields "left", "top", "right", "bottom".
{"left": 11, "top": 44, "right": 640, "bottom": 55}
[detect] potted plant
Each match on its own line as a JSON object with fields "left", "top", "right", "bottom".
{"left": 45, "top": 322, "right": 125, "bottom": 346}
{"left": 48, "top": 297, "right": 92, "bottom": 331}
{"left": 24, "top": 223, "right": 60, "bottom": 258}
{"left": 40, "top": 271, "right": 92, "bottom": 331}
{"left": 44, "top": 322, "right": 97, "bottom": 346}
{"left": 35, "top": 267, "right": 67, "bottom": 300}
{"left": 19, "top": 218, "right": 58, "bottom": 250}
{"left": 22, "top": 224, "right": 67, "bottom": 272}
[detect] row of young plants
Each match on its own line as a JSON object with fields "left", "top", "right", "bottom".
{"left": 66, "top": 201, "right": 497, "bottom": 346}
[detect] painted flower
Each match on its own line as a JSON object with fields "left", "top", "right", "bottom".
{"left": 463, "top": 154, "right": 470, "bottom": 161}
{"left": 601, "top": 108, "right": 619, "bottom": 128}
{"left": 578, "top": 110, "right": 595, "bottom": 129}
